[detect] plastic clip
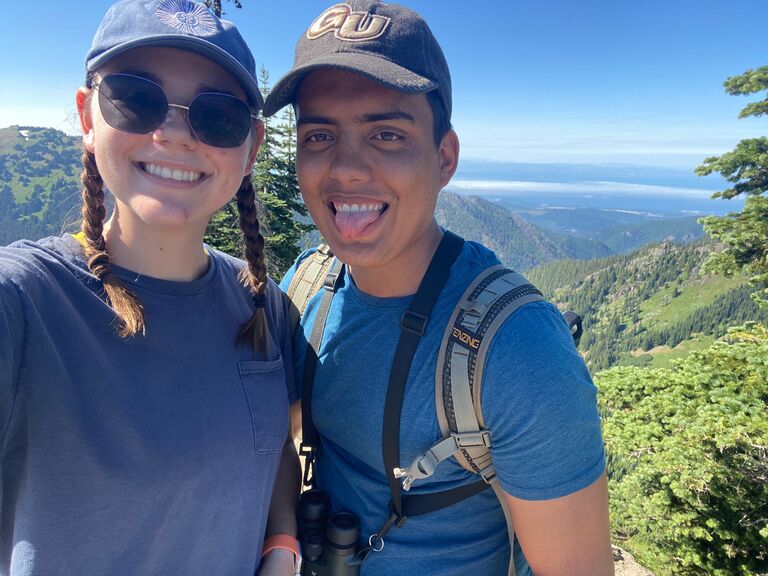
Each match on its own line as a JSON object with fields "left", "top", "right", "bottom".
{"left": 299, "top": 443, "right": 316, "bottom": 487}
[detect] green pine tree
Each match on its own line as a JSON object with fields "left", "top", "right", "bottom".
{"left": 696, "top": 66, "right": 768, "bottom": 308}
{"left": 205, "top": 68, "right": 314, "bottom": 278}
{"left": 253, "top": 67, "right": 314, "bottom": 278}
{"left": 202, "top": 0, "right": 242, "bottom": 18}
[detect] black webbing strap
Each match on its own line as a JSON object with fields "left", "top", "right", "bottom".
{"left": 300, "top": 258, "right": 343, "bottom": 486}
{"left": 382, "top": 231, "right": 465, "bottom": 521}
{"left": 402, "top": 479, "right": 488, "bottom": 516}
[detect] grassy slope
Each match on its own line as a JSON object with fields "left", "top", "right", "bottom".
{"left": 639, "top": 275, "right": 744, "bottom": 329}
{"left": 618, "top": 274, "right": 745, "bottom": 367}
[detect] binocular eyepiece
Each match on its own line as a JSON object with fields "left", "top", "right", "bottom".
{"left": 297, "top": 489, "right": 360, "bottom": 576}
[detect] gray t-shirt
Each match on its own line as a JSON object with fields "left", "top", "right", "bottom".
{"left": 0, "top": 235, "right": 297, "bottom": 575}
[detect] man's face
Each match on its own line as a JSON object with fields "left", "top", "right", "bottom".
{"left": 295, "top": 70, "right": 458, "bottom": 285}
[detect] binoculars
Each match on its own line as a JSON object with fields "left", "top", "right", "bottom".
{"left": 297, "top": 489, "right": 361, "bottom": 576}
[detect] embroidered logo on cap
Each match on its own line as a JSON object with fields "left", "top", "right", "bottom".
{"left": 156, "top": 0, "right": 217, "bottom": 36}
{"left": 307, "top": 3, "right": 390, "bottom": 42}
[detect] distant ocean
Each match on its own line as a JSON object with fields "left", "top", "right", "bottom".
{"left": 450, "top": 160, "right": 742, "bottom": 217}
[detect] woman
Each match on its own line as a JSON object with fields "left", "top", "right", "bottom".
{"left": 0, "top": 1, "right": 299, "bottom": 574}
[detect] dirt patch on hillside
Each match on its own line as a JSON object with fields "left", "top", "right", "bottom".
{"left": 614, "top": 546, "right": 654, "bottom": 575}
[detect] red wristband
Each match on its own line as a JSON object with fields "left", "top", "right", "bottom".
{"left": 262, "top": 534, "right": 300, "bottom": 561}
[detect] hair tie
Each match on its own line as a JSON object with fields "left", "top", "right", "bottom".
{"left": 252, "top": 293, "right": 266, "bottom": 309}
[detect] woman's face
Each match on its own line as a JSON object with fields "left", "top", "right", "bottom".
{"left": 77, "top": 46, "right": 263, "bottom": 235}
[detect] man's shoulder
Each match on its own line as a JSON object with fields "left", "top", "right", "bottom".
{"left": 279, "top": 247, "right": 321, "bottom": 292}
{"left": 457, "top": 239, "right": 503, "bottom": 269}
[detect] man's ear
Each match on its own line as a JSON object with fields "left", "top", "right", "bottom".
{"left": 438, "top": 129, "right": 460, "bottom": 188}
{"left": 244, "top": 119, "right": 265, "bottom": 177}
{"left": 76, "top": 87, "right": 96, "bottom": 153}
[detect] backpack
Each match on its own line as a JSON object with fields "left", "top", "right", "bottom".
{"left": 286, "top": 233, "right": 582, "bottom": 575}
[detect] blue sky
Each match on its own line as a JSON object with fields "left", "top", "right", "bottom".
{"left": 1, "top": 0, "right": 766, "bottom": 172}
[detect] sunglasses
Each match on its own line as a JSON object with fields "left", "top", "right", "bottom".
{"left": 92, "top": 73, "right": 257, "bottom": 149}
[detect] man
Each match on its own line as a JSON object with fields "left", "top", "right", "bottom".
{"left": 267, "top": 2, "right": 613, "bottom": 574}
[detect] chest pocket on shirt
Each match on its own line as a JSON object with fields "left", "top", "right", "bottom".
{"left": 239, "top": 358, "right": 289, "bottom": 454}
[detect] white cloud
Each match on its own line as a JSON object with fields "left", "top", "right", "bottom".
{"left": 446, "top": 179, "right": 716, "bottom": 198}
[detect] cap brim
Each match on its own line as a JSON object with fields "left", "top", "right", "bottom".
{"left": 263, "top": 52, "right": 437, "bottom": 117}
{"left": 87, "top": 35, "right": 263, "bottom": 111}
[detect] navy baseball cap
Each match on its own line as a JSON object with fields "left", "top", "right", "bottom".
{"left": 262, "top": 1, "right": 451, "bottom": 119}
{"left": 85, "top": 0, "right": 263, "bottom": 111}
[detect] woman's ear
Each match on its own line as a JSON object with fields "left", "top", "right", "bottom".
{"left": 76, "top": 87, "right": 96, "bottom": 153}
{"left": 244, "top": 119, "right": 265, "bottom": 177}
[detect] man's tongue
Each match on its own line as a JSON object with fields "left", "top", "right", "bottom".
{"left": 335, "top": 209, "right": 381, "bottom": 239}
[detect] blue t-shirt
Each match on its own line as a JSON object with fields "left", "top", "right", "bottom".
{"left": 0, "top": 235, "right": 297, "bottom": 576}
{"left": 281, "top": 239, "right": 605, "bottom": 576}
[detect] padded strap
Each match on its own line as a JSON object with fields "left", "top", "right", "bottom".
{"left": 437, "top": 267, "right": 543, "bottom": 468}
{"left": 491, "top": 479, "right": 517, "bottom": 576}
{"left": 286, "top": 244, "right": 335, "bottom": 335}
{"left": 433, "top": 266, "right": 544, "bottom": 576}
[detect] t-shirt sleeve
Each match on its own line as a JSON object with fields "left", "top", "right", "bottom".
{"left": 481, "top": 301, "right": 605, "bottom": 500}
{"left": 0, "top": 267, "right": 25, "bottom": 447}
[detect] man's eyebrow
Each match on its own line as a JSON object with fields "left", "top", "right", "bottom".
{"left": 296, "top": 115, "right": 334, "bottom": 127}
{"left": 359, "top": 111, "right": 416, "bottom": 123}
{"left": 296, "top": 111, "right": 417, "bottom": 126}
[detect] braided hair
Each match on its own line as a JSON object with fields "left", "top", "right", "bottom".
{"left": 80, "top": 149, "right": 145, "bottom": 337}
{"left": 235, "top": 174, "right": 270, "bottom": 353}
{"left": 79, "top": 80, "right": 267, "bottom": 352}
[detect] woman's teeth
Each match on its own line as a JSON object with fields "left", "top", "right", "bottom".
{"left": 143, "top": 163, "right": 203, "bottom": 182}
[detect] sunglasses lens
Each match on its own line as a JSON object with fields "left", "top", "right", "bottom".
{"left": 189, "top": 93, "right": 252, "bottom": 148}
{"left": 98, "top": 75, "right": 167, "bottom": 134}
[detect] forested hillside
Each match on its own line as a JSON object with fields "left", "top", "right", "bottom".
{"left": 597, "top": 323, "right": 767, "bottom": 575}
{"left": 507, "top": 204, "right": 706, "bottom": 253}
{"left": 593, "top": 216, "right": 704, "bottom": 253}
{"left": 527, "top": 240, "right": 768, "bottom": 371}
{"left": 0, "top": 126, "right": 83, "bottom": 244}
{"left": 435, "top": 190, "right": 612, "bottom": 270}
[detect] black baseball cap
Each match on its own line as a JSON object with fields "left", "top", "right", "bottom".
{"left": 262, "top": 1, "right": 451, "bottom": 118}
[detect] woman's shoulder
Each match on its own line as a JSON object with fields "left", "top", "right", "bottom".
{"left": 0, "top": 235, "right": 86, "bottom": 285}
{"left": 205, "top": 247, "right": 283, "bottom": 305}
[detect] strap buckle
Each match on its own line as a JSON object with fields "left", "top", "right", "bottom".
{"left": 400, "top": 311, "right": 428, "bottom": 335}
{"left": 454, "top": 430, "right": 492, "bottom": 448}
{"left": 323, "top": 272, "right": 338, "bottom": 291}
{"left": 393, "top": 431, "right": 493, "bottom": 491}
{"left": 298, "top": 442, "right": 316, "bottom": 487}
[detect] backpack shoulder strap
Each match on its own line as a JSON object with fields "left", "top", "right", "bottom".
{"left": 436, "top": 265, "right": 544, "bottom": 469}
{"left": 392, "top": 265, "right": 547, "bottom": 488}
{"left": 443, "top": 265, "right": 544, "bottom": 576}
{"left": 390, "top": 264, "right": 582, "bottom": 490}
{"left": 285, "top": 244, "right": 335, "bottom": 334}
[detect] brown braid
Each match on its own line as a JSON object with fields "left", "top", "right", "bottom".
{"left": 80, "top": 149, "right": 145, "bottom": 337}
{"left": 235, "top": 175, "right": 269, "bottom": 353}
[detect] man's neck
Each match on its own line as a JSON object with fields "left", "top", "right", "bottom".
{"left": 347, "top": 226, "right": 444, "bottom": 298}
